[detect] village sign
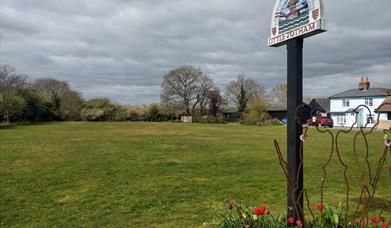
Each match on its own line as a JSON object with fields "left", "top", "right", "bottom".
{"left": 268, "top": 0, "right": 325, "bottom": 47}
{"left": 267, "top": 0, "right": 326, "bottom": 220}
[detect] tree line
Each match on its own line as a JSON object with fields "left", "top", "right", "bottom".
{"left": 1, "top": 64, "right": 289, "bottom": 124}
{"left": 161, "top": 66, "right": 289, "bottom": 124}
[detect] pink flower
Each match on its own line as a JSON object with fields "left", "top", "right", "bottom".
{"left": 296, "top": 220, "right": 303, "bottom": 227}
{"left": 227, "top": 202, "right": 233, "bottom": 210}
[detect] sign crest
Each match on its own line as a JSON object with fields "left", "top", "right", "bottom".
{"left": 268, "top": 0, "right": 326, "bottom": 47}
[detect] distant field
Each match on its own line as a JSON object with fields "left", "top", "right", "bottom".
{"left": 0, "top": 122, "right": 389, "bottom": 227}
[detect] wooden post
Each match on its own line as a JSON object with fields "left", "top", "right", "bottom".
{"left": 286, "top": 37, "right": 303, "bottom": 220}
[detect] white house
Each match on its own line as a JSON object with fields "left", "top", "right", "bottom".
{"left": 329, "top": 77, "right": 391, "bottom": 127}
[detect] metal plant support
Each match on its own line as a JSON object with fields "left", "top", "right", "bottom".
{"left": 273, "top": 102, "right": 391, "bottom": 227}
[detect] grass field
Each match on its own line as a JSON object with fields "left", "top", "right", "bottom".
{"left": 0, "top": 122, "right": 390, "bottom": 227}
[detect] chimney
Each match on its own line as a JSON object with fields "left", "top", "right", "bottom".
{"left": 359, "top": 76, "right": 370, "bottom": 90}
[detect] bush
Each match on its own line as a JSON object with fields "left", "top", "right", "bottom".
{"left": 193, "top": 113, "right": 226, "bottom": 124}
{"left": 242, "top": 100, "right": 269, "bottom": 125}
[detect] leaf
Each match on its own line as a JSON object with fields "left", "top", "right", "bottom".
{"left": 333, "top": 213, "right": 339, "bottom": 224}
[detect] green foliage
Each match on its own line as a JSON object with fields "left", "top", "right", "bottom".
{"left": 81, "top": 98, "right": 116, "bottom": 121}
{"left": 238, "top": 86, "right": 248, "bottom": 118}
{"left": 145, "top": 104, "right": 161, "bottom": 121}
{"left": 0, "top": 94, "right": 26, "bottom": 122}
{"left": 0, "top": 65, "right": 86, "bottom": 123}
{"left": 242, "top": 100, "right": 269, "bottom": 125}
{"left": 193, "top": 113, "right": 226, "bottom": 124}
{"left": 218, "top": 202, "right": 387, "bottom": 228}
{"left": 59, "top": 90, "right": 84, "bottom": 120}
{"left": 218, "top": 202, "right": 287, "bottom": 228}
{"left": 18, "top": 89, "right": 55, "bottom": 122}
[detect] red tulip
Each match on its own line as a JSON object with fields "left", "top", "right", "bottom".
{"left": 316, "top": 203, "right": 323, "bottom": 212}
{"left": 254, "top": 205, "right": 266, "bottom": 215}
{"left": 381, "top": 224, "right": 387, "bottom": 228}
{"left": 288, "top": 217, "right": 295, "bottom": 224}
{"left": 370, "top": 216, "right": 378, "bottom": 224}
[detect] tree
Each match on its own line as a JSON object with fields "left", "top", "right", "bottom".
{"left": 18, "top": 88, "right": 54, "bottom": 122}
{"left": 237, "top": 86, "right": 248, "bottom": 116}
{"left": 81, "top": 98, "right": 116, "bottom": 121}
{"left": 0, "top": 65, "right": 27, "bottom": 123}
{"left": 32, "top": 78, "right": 84, "bottom": 120}
{"left": 225, "top": 74, "right": 267, "bottom": 118}
{"left": 32, "top": 78, "right": 70, "bottom": 100}
{"left": 145, "top": 104, "right": 161, "bottom": 121}
{"left": 243, "top": 98, "right": 269, "bottom": 125}
{"left": 161, "top": 66, "right": 215, "bottom": 116}
{"left": 208, "top": 89, "right": 223, "bottom": 117}
{"left": 198, "top": 75, "right": 215, "bottom": 115}
{"left": 271, "top": 83, "right": 287, "bottom": 107}
{"left": 59, "top": 90, "right": 84, "bottom": 120}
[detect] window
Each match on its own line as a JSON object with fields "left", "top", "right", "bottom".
{"left": 342, "top": 99, "right": 350, "bottom": 107}
{"left": 366, "top": 114, "right": 374, "bottom": 124}
{"left": 337, "top": 115, "right": 346, "bottom": 123}
{"left": 365, "top": 98, "right": 373, "bottom": 106}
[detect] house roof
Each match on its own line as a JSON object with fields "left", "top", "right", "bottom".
{"left": 310, "top": 98, "right": 330, "bottom": 113}
{"left": 267, "top": 104, "right": 286, "bottom": 111}
{"left": 330, "top": 88, "right": 391, "bottom": 98}
{"left": 375, "top": 96, "right": 391, "bottom": 112}
{"left": 223, "top": 108, "right": 238, "bottom": 113}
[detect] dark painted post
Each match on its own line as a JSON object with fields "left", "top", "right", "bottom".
{"left": 286, "top": 37, "right": 303, "bottom": 220}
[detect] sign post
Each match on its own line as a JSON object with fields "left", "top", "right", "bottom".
{"left": 287, "top": 37, "right": 303, "bottom": 220}
{"left": 268, "top": 0, "right": 326, "bottom": 221}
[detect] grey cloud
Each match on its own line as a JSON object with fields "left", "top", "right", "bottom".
{"left": 1, "top": 0, "right": 390, "bottom": 104}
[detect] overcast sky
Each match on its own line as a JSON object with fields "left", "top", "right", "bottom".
{"left": 1, "top": 0, "right": 390, "bottom": 104}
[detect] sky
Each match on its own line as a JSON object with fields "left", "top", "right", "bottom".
{"left": 1, "top": 0, "right": 391, "bottom": 105}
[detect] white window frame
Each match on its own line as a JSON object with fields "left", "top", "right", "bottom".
{"left": 366, "top": 114, "right": 374, "bottom": 124}
{"left": 337, "top": 114, "right": 346, "bottom": 124}
{"left": 342, "top": 99, "right": 350, "bottom": 107}
{"left": 365, "top": 98, "right": 373, "bottom": 107}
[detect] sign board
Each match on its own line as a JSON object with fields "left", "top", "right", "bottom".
{"left": 268, "top": 0, "right": 326, "bottom": 47}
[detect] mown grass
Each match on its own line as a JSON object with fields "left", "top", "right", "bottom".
{"left": 0, "top": 122, "right": 389, "bottom": 227}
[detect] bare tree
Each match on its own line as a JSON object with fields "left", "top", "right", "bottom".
{"left": 161, "top": 66, "right": 215, "bottom": 116}
{"left": 33, "top": 78, "right": 70, "bottom": 101}
{"left": 0, "top": 65, "right": 27, "bottom": 92}
{"left": 271, "top": 83, "right": 287, "bottom": 107}
{"left": 198, "top": 75, "right": 214, "bottom": 115}
{"left": 32, "top": 78, "right": 71, "bottom": 116}
{"left": 208, "top": 88, "right": 223, "bottom": 117}
{"left": 225, "top": 74, "right": 267, "bottom": 117}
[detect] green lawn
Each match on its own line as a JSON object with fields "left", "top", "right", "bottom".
{"left": 0, "top": 122, "right": 389, "bottom": 227}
